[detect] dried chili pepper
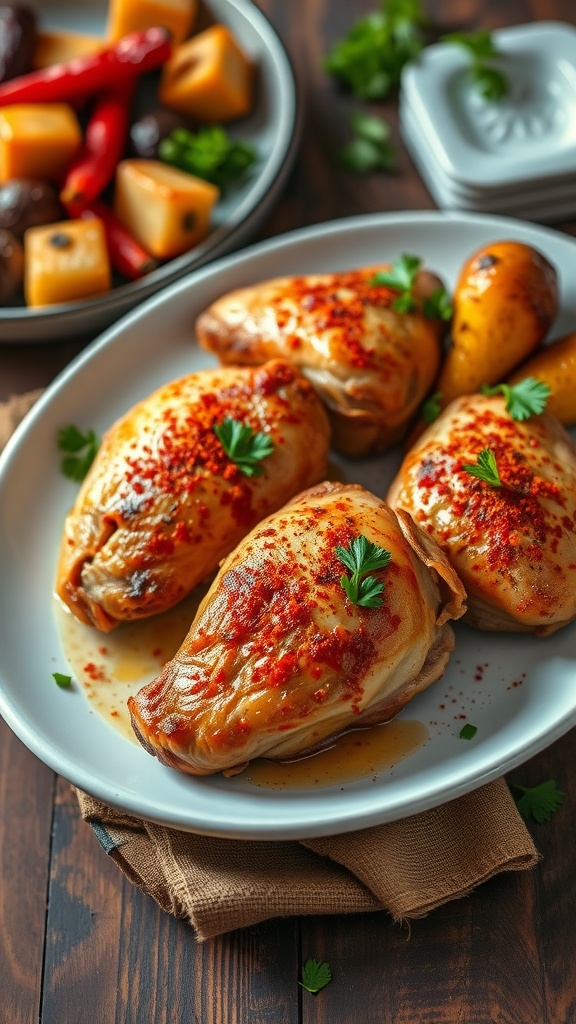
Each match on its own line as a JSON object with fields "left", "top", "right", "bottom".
{"left": 60, "top": 84, "right": 134, "bottom": 206}
{"left": 65, "top": 198, "right": 157, "bottom": 280}
{"left": 0, "top": 27, "right": 172, "bottom": 106}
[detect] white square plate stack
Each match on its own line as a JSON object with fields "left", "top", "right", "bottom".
{"left": 400, "top": 22, "right": 576, "bottom": 222}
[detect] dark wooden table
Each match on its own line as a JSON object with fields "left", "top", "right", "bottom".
{"left": 2, "top": 2, "right": 576, "bottom": 1021}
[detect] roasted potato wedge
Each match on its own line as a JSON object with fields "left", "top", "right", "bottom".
{"left": 436, "top": 240, "right": 558, "bottom": 406}
{"left": 508, "top": 331, "right": 576, "bottom": 426}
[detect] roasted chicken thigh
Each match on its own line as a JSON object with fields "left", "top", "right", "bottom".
{"left": 388, "top": 394, "right": 576, "bottom": 634}
{"left": 195, "top": 265, "right": 446, "bottom": 456}
{"left": 128, "top": 482, "right": 465, "bottom": 776}
{"left": 56, "top": 360, "right": 331, "bottom": 631}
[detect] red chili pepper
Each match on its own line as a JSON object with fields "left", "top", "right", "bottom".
{"left": 0, "top": 27, "right": 172, "bottom": 106}
{"left": 65, "top": 198, "right": 158, "bottom": 280}
{"left": 60, "top": 84, "right": 134, "bottom": 206}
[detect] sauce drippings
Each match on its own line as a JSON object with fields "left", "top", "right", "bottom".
{"left": 55, "top": 593, "right": 428, "bottom": 786}
{"left": 237, "top": 720, "right": 428, "bottom": 788}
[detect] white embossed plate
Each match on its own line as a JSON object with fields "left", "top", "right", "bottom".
{"left": 0, "top": 211, "right": 575, "bottom": 840}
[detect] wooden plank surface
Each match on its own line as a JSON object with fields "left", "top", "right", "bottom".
{"left": 1, "top": 0, "right": 576, "bottom": 1022}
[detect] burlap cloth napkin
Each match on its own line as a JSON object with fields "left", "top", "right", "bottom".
{"left": 1, "top": 391, "right": 539, "bottom": 941}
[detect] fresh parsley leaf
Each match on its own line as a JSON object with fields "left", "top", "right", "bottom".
{"left": 213, "top": 418, "right": 274, "bottom": 477}
{"left": 462, "top": 448, "right": 501, "bottom": 488}
{"left": 512, "top": 780, "right": 565, "bottom": 823}
{"left": 459, "top": 723, "right": 477, "bottom": 740}
{"left": 324, "top": 0, "right": 426, "bottom": 101}
{"left": 53, "top": 672, "right": 72, "bottom": 688}
{"left": 299, "top": 958, "right": 332, "bottom": 994}
{"left": 423, "top": 286, "right": 454, "bottom": 321}
{"left": 442, "top": 30, "right": 508, "bottom": 102}
{"left": 481, "top": 378, "right": 551, "bottom": 421}
{"left": 421, "top": 391, "right": 443, "bottom": 425}
{"left": 340, "top": 113, "right": 395, "bottom": 173}
{"left": 159, "top": 126, "right": 256, "bottom": 187}
{"left": 336, "top": 534, "right": 391, "bottom": 609}
{"left": 58, "top": 424, "right": 100, "bottom": 482}
{"left": 370, "top": 254, "right": 422, "bottom": 312}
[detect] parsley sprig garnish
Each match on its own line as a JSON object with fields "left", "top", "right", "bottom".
{"left": 370, "top": 254, "right": 452, "bottom": 319}
{"left": 421, "top": 391, "right": 443, "bottom": 425}
{"left": 481, "top": 378, "right": 551, "bottom": 421}
{"left": 213, "top": 418, "right": 274, "bottom": 477}
{"left": 159, "top": 126, "right": 256, "bottom": 187}
{"left": 462, "top": 448, "right": 501, "bottom": 488}
{"left": 299, "top": 958, "right": 332, "bottom": 995}
{"left": 53, "top": 672, "right": 72, "bottom": 689}
{"left": 335, "top": 534, "right": 391, "bottom": 608}
{"left": 340, "top": 112, "right": 395, "bottom": 173}
{"left": 442, "top": 30, "right": 508, "bottom": 102}
{"left": 459, "top": 723, "right": 477, "bottom": 740}
{"left": 511, "top": 780, "right": 565, "bottom": 823}
{"left": 370, "top": 254, "right": 421, "bottom": 312}
{"left": 57, "top": 424, "right": 100, "bottom": 482}
{"left": 325, "top": 0, "right": 426, "bottom": 100}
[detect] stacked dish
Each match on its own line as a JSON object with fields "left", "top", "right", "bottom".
{"left": 399, "top": 22, "right": 576, "bottom": 222}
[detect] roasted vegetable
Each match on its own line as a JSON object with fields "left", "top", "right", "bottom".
{"left": 0, "top": 226, "right": 23, "bottom": 301}
{"left": 159, "top": 24, "right": 254, "bottom": 122}
{"left": 0, "top": 103, "right": 82, "bottom": 182}
{"left": 508, "top": 332, "right": 576, "bottom": 426}
{"left": 24, "top": 218, "right": 111, "bottom": 306}
{"left": 0, "top": 3, "right": 37, "bottom": 84}
{"left": 436, "top": 240, "right": 558, "bottom": 406}
{"left": 0, "top": 177, "right": 63, "bottom": 236}
{"left": 107, "top": 0, "right": 198, "bottom": 47}
{"left": 114, "top": 158, "right": 219, "bottom": 259}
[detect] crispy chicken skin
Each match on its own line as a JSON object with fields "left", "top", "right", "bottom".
{"left": 195, "top": 265, "right": 445, "bottom": 457}
{"left": 56, "top": 360, "right": 331, "bottom": 632}
{"left": 387, "top": 394, "right": 576, "bottom": 635}
{"left": 128, "top": 482, "right": 465, "bottom": 776}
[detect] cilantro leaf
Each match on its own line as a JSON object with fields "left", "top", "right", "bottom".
{"left": 336, "top": 535, "right": 391, "bottom": 609}
{"left": 299, "top": 958, "right": 332, "bottom": 994}
{"left": 213, "top": 418, "right": 274, "bottom": 477}
{"left": 53, "top": 672, "right": 72, "bottom": 688}
{"left": 481, "top": 378, "right": 551, "bottom": 420}
{"left": 58, "top": 424, "right": 100, "bottom": 482}
{"left": 340, "top": 113, "right": 395, "bottom": 173}
{"left": 442, "top": 30, "right": 508, "bottom": 103}
{"left": 324, "top": 0, "right": 426, "bottom": 101}
{"left": 370, "top": 254, "right": 422, "bottom": 312}
{"left": 421, "top": 391, "right": 443, "bottom": 425}
{"left": 462, "top": 448, "right": 501, "bottom": 488}
{"left": 459, "top": 723, "right": 477, "bottom": 740}
{"left": 159, "top": 126, "right": 256, "bottom": 187}
{"left": 423, "top": 287, "right": 453, "bottom": 321}
{"left": 512, "top": 780, "right": 565, "bottom": 823}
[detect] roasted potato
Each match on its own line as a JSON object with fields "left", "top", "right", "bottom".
{"left": 436, "top": 240, "right": 558, "bottom": 406}
{"left": 508, "top": 331, "right": 576, "bottom": 426}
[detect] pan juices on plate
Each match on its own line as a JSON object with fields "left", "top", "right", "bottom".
{"left": 128, "top": 482, "right": 466, "bottom": 776}
{"left": 56, "top": 360, "right": 331, "bottom": 632}
{"left": 387, "top": 389, "right": 576, "bottom": 635}
{"left": 195, "top": 260, "right": 449, "bottom": 456}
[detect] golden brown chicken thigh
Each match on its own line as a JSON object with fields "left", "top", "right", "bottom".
{"left": 195, "top": 265, "right": 446, "bottom": 456}
{"left": 387, "top": 394, "right": 576, "bottom": 635}
{"left": 128, "top": 482, "right": 465, "bottom": 776}
{"left": 56, "top": 360, "right": 331, "bottom": 632}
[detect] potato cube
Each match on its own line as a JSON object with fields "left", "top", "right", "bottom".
{"left": 32, "top": 30, "right": 104, "bottom": 70}
{"left": 0, "top": 104, "right": 82, "bottom": 183}
{"left": 24, "top": 218, "right": 111, "bottom": 307}
{"left": 158, "top": 24, "right": 254, "bottom": 122}
{"left": 107, "top": 0, "right": 197, "bottom": 46}
{"left": 114, "top": 159, "right": 220, "bottom": 260}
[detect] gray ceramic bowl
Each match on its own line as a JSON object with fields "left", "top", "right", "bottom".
{"left": 1, "top": 0, "right": 300, "bottom": 342}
